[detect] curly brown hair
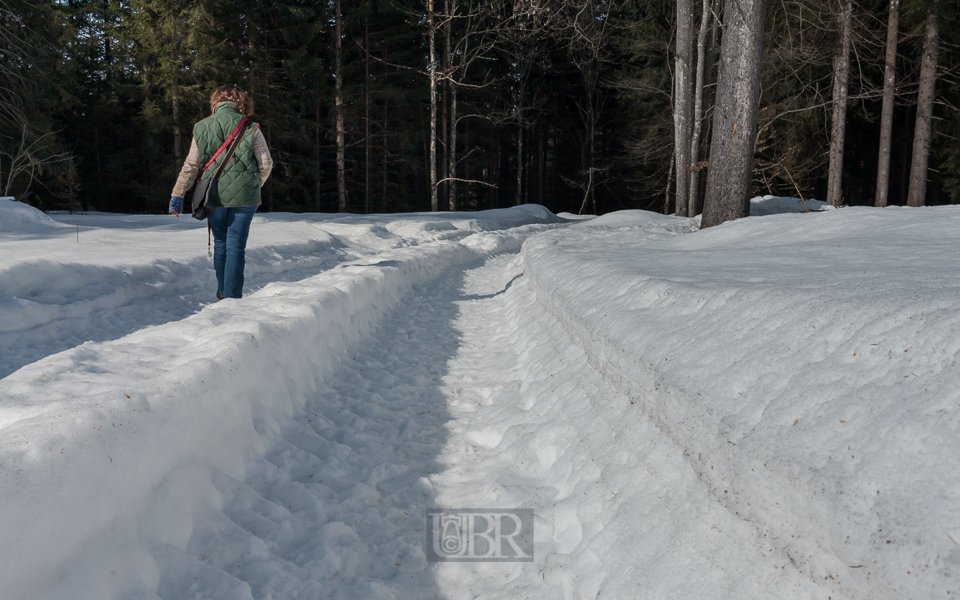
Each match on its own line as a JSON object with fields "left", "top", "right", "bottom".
{"left": 209, "top": 85, "right": 254, "bottom": 116}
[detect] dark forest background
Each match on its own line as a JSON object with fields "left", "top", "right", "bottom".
{"left": 2, "top": 0, "right": 960, "bottom": 216}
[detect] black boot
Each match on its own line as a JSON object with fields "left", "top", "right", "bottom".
{"left": 216, "top": 290, "right": 224, "bottom": 301}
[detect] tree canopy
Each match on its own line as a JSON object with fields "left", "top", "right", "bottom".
{"left": 3, "top": 0, "right": 959, "bottom": 216}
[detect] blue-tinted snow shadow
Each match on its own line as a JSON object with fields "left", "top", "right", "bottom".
{"left": 150, "top": 269, "right": 471, "bottom": 599}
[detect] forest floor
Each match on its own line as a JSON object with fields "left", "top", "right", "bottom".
{"left": 0, "top": 198, "right": 957, "bottom": 600}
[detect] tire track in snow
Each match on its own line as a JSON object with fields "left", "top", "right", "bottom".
{"left": 428, "top": 253, "right": 833, "bottom": 599}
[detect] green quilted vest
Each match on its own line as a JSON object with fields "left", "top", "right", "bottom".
{"left": 193, "top": 102, "right": 260, "bottom": 207}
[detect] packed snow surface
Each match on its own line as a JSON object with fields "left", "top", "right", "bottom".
{"left": 0, "top": 198, "right": 957, "bottom": 600}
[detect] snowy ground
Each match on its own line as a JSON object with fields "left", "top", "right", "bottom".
{"left": 0, "top": 196, "right": 957, "bottom": 599}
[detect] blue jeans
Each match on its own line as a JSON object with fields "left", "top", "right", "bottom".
{"left": 208, "top": 204, "right": 258, "bottom": 298}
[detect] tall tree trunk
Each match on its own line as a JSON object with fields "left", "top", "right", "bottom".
{"left": 688, "top": 0, "right": 712, "bottom": 217}
{"left": 664, "top": 147, "right": 675, "bottom": 215}
{"left": 907, "top": 2, "right": 940, "bottom": 207}
{"left": 537, "top": 122, "right": 545, "bottom": 205}
{"left": 827, "top": 0, "right": 853, "bottom": 208}
{"left": 700, "top": 0, "right": 767, "bottom": 229}
{"left": 365, "top": 20, "right": 372, "bottom": 214}
{"left": 696, "top": 10, "right": 719, "bottom": 214}
{"left": 874, "top": 0, "right": 899, "bottom": 207}
{"left": 428, "top": 0, "right": 438, "bottom": 211}
{"left": 583, "top": 84, "right": 598, "bottom": 215}
{"left": 445, "top": 0, "right": 457, "bottom": 211}
{"left": 448, "top": 76, "right": 458, "bottom": 210}
{"left": 440, "top": 0, "right": 450, "bottom": 208}
{"left": 516, "top": 122, "right": 524, "bottom": 205}
{"left": 334, "top": 0, "right": 346, "bottom": 212}
{"left": 463, "top": 121, "right": 470, "bottom": 209}
{"left": 315, "top": 97, "right": 322, "bottom": 212}
{"left": 674, "top": 0, "right": 694, "bottom": 217}
{"left": 382, "top": 96, "right": 389, "bottom": 212}
{"left": 382, "top": 41, "right": 389, "bottom": 213}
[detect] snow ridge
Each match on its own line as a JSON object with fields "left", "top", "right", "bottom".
{"left": 0, "top": 211, "right": 561, "bottom": 598}
{"left": 521, "top": 207, "right": 960, "bottom": 600}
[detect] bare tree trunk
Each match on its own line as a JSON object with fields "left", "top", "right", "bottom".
{"left": 382, "top": 96, "right": 389, "bottom": 212}
{"left": 446, "top": 0, "right": 457, "bottom": 211}
{"left": 322, "top": 97, "right": 326, "bottom": 212}
{"left": 382, "top": 40, "right": 389, "bottom": 212}
{"left": 365, "top": 20, "right": 372, "bottom": 214}
{"left": 664, "top": 148, "right": 675, "bottom": 215}
{"left": 428, "top": 0, "right": 438, "bottom": 211}
{"left": 826, "top": 0, "right": 852, "bottom": 208}
{"left": 448, "top": 76, "right": 458, "bottom": 210}
{"left": 688, "top": 0, "right": 712, "bottom": 216}
{"left": 516, "top": 123, "right": 523, "bottom": 205}
{"left": 696, "top": 10, "right": 719, "bottom": 213}
{"left": 464, "top": 121, "right": 470, "bottom": 208}
{"left": 537, "top": 122, "right": 545, "bottom": 205}
{"left": 674, "top": 0, "right": 694, "bottom": 217}
{"left": 700, "top": 0, "right": 767, "bottom": 229}
{"left": 334, "top": 0, "right": 346, "bottom": 212}
{"left": 588, "top": 110, "right": 596, "bottom": 214}
{"left": 874, "top": 0, "right": 899, "bottom": 207}
{"left": 907, "top": 2, "right": 940, "bottom": 207}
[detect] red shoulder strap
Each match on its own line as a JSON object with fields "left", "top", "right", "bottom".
{"left": 200, "top": 118, "right": 248, "bottom": 174}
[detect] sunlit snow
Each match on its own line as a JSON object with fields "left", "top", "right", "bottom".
{"left": 0, "top": 197, "right": 956, "bottom": 599}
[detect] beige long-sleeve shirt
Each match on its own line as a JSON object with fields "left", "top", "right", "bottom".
{"left": 171, "top": 126, "right": 274, "bottom": 199}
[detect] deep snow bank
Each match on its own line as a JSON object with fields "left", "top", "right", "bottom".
{"left": 0, "top": 205, "right": 561, "bottom": 598}
{"left": 0, "top": 203, "right": 560, "bottom": 379}
{"left": 521, "top": 205, "right": 960, "bottom": 600}
{"left": 0, "top": 198, "right": 72, "bottom": 233}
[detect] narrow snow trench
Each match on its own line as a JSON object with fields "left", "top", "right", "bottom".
{"left": 128, "top": 250, "right": 831, "bottom": 599}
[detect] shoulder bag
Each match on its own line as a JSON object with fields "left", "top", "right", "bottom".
{"left": 191, "top": 118, "right": 252, "bottom": 220}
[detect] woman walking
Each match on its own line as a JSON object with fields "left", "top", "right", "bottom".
{"left": 169, "top": 85, "right": 274, "bottom": 300}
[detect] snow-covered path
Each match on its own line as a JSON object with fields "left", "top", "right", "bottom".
{"left": 5, "top": 199, "right": 959, "bottom": 599}
{"left": 0, "top": 207, "right": 525, "bottom": 379}
{"left": 145, "top": 257, "right": 467, "bottom": 599}
{"left": 117, "top": 251, "right": 824, "bottom": 599}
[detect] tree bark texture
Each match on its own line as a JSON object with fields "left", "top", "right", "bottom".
{"left": 448, "top": 79, "right": 457, "bottom": 211}
{"left": 674, "top": 0, "right": 694, "bottom": 217}
{"left": 664, "top": 147, "right": 674, "bottom": 215}
{"left": 334, "top": 0, "right": 346, "bottom": 212}
{"left": 907, "top": 2, "right": 940, "bottom": 207}
{"left": 365, "top": 20, "right": 372, "bottom": 214}
{"left": 826, "top": 0, "right": 852, "bottom": 208}
{"left": 446, "top": 0, "right": 457, "bottom": 211}
{"left": 382, "top": 95, "right": 389, "bottom": 212}
{"left": 428, "top": 0, "right": 438, "bottom": 211}
{"left": 700, "top": 0, "right": 767, "bottom": 229}
{"left": 537, "top": 122, "right": 545, "bottom": 205}
{"left": 516, "top": 122, "right": 524, "bottom": 205}
{"left": 874, "top": 0, "right": 899, "bottom": 207}
{"left": 315, "top": 98, "right": 321, "bottom": 212}
{"left": 688, "top": 0, "right": 713, "bottom": 217}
